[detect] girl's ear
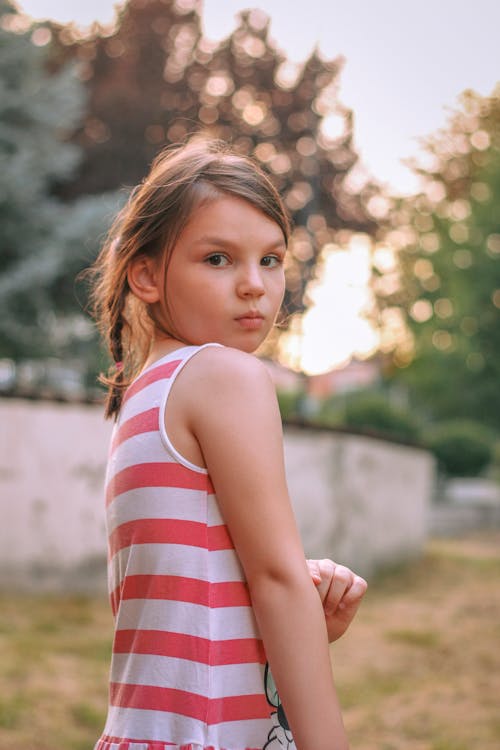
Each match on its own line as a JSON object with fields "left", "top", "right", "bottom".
{"left": 127, "top": 255, "right": 161, "bottom": 304}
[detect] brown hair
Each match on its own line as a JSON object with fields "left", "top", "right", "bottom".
{"left": 89, "top": 137, "right": 290, "bottom": 419}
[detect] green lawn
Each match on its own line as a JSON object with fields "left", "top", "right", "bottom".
{"left": 1, "top": 531, "right": 499, "bottom": 749}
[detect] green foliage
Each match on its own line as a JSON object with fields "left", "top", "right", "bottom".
{"left": 0, "top": 3, "right": 119, "bottom": 362}
{"left": 317, "top": 390, "right": 421, "bottom": 443}
{"left": 376, "top": 88, "right": 500, "bottom": 430}
{"left": 71, "top": 702, "right": 106, "bottom": 729}
{"left": 489, "top": 439, "right": 500, "bottom": 482}
{"left": 421, "top": 419, "right": 495, "bottom": 477}
{"left": 385, "top": 628, "right": 440, "bottom": 648}
{"left": 276, "top": 389, "right": 304, "bottom": 420}
{"left": 341, "top": 392, "right": 420, "bottom": 442}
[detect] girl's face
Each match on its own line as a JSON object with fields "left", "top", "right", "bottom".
{"left": 159, "top": 195, "right": 287, "bottom": 352}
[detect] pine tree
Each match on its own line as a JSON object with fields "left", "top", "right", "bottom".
{"left": 0, "top": 1, "right": 118, "bottom": 362}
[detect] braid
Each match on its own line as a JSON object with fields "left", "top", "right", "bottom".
{"left": 101, "top": 278, "right": 129, "bottom": 420}
{"left": 105, "top": 317, "right": 124, "bottom": 419}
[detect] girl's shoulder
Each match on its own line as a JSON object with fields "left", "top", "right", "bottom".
{"left": 181, "top": 346, "right": 282, "bottom": 459}
{"left": 190, "top": 344, "right": 273, "bottom": 389}
{"left": 177, "top": 345, "right": 277, "bottom": 412}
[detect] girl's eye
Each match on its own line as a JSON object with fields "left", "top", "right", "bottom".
{"left": 206, "top": 253, "right": 229, "bottom": 267}
{"left": 260, "top": 255, "right": 282, "bottom": 268}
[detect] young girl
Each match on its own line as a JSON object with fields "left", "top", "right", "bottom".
{"left": 91, "top": 138, "right": 367, "bottom": 750}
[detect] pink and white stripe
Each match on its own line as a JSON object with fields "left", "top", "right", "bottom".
{"left": 95, "top": 345, "right": 280, "bottom": 750}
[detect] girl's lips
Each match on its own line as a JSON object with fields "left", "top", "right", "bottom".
{"left": 235, "top": 314, "right": 265, "bottom": 330}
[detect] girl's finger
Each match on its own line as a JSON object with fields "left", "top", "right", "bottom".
{"left": 323, "top": 564, "right": 354, "bottom": 615}
{"left": 337, "top": 575, "right": 368, "bottom": 611}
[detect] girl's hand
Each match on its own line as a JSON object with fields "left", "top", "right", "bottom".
{"left": 307, "top": 559, "right": 368, "bottom": 642}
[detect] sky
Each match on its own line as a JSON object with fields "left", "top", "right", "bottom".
{"left": 14, "top": 0, "right": 500, "bottom": 373}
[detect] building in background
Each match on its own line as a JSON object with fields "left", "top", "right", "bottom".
{"left": 307, "top": 356, "right": 381, "bottom": 399}
{"left": 262, "top": 355, "right": 381, "bottom": 399}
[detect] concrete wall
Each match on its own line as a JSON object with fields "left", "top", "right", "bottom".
{"left": 0, "top": 399, "right": 110, "bottom": 590}
{"left": 0, "top": 398, "right": 435, "bottom": 591}
{"left": 284, "top": 427, "right": 434, "bottom": 574}
{"left": 429, "top": 478, "right": 500, "bottom": 536}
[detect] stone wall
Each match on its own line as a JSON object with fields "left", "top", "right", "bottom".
{"left": 0, "top": 398, "right": 435, "bottom": 590}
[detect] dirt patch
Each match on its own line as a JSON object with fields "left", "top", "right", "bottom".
{"left": 0, "top": 532, "right": 499, "bottom": 749}
{"left": 332, "top": 532, "right": 500, "bottom": 749}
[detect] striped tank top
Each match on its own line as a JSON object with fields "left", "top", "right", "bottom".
{"left": 95, "top": 344, "right": 295, "bottom": 750}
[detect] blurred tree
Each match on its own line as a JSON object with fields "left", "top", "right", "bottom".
{"left": 0, "top": 0, "right": 119, "bottom": 363}
{"left": 48, "top": 0, "right": 377, "bottom": 323}
{"left": 375, "top": 88, "right": 500, "bottom": 430}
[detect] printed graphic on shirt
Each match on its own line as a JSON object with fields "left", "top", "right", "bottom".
{"left": 262, "top": 662, "right": 295, "bottom": 749}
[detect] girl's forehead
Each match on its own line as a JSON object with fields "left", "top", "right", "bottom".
{"left": 182, "top": 195, "right": 286, "bottom": 243}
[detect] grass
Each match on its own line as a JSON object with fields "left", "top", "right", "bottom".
{"left": 1, "top": 531, "right": 499, "bottom": 749}
{"left": 332, "top": 531, "right": 500, "bottom": 750}
{"left": 384, "top": 628, "right": 441, "bottom": 648}
{"left": 0, "top": 594, "right": 111, "bottom": 750}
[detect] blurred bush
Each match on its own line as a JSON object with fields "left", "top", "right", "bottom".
{"left": 340, "top": 392, "right": 421, "bottom": 443}
{"left": 421, "top": 419, "right": 495, "bottom": 477}
{"left": 277, "top": 390, "right": 304, "bottom": 421}
{"left": 312, "top": 390, "right": 420, "bottom": 443}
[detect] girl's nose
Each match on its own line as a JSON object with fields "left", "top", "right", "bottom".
{"left": 237, "top": 264, "right": 265, "bottom": 297}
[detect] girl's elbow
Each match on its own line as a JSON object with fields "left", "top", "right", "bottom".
{"left": 247, "top": 562, "right": 311, "bottom": 602}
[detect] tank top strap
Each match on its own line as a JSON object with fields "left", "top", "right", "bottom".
{"left": 158, "top": 343, "right": 223, "bottom": 473}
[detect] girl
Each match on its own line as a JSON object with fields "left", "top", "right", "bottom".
{"left": 91, "top": 138, "right": 366, "bottom": 750}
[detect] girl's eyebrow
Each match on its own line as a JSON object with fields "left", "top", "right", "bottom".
{"left": 193, "top": 235, "right": 287, "bottom": 251}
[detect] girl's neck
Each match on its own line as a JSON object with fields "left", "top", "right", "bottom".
{"left": 143, "top": 334, "right": 188, "bottom": 370}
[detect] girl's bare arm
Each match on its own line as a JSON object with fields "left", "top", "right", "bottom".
{"left": 182, "top": 347, "right": 349, "bottom": 750}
